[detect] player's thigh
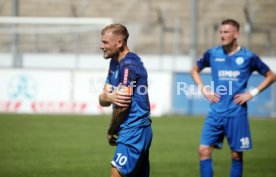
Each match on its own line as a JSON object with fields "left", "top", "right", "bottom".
{"left": 136, "top": 149, "right": 150, "bottom": 177}
{"left": 225, "top": 115, "right": 252, "bottom": 151}
{"left": 110, "top": 166, "right": 123, "bottom": 177}
{"left": 200, "top": 115, "right": 224, "bottom": 148}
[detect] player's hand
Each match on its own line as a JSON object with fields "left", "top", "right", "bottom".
{"left": 234, "top": 92, "right": 253, "bottom": 105}
{"left": 104, "top": 83, "right": 132, "bottom": 107}
{"left": 107, "top": 134, "right": 118, "bottom": 146}
{"left": 202, "top": 86, "right": 220, "bottom": 103}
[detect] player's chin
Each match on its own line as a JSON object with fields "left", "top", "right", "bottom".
{"left": 221, "top": 41, "right": 227, "bottom": 46}
{"left": 221, "top": 40, "right": 234, "bottom": 47}
{"left": 220, "top": 40, "right": 228, "bottom": 45}
{"left": 103, "top": 53, "right": 111, "bottom": 59}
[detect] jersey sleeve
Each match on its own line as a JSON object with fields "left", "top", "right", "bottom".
{"left": 118, "top": 63, "right": 137, "bottom": 87}
{"left": 251, "top": 54, "right": 270, "bottom": 76}
{"left": 197, "top": 50, "right": 211, "bottom": 70}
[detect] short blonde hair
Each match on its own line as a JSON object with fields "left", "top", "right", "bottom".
{"left": 101, "top": 23, "right": 129, "bottom": 42}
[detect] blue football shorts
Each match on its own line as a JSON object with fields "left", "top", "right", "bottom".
{"left": 111, "top": 126, "right": 152, "bottom": 177}
{"left": 200, "top": 113, "right": 252, "bottom": 151}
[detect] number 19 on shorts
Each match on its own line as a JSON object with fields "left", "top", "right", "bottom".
{"left": 240, "top": 137, "right": 250, "bottom": 149}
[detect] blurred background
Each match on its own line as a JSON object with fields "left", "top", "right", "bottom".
{"left": 0, "top": 0, "right": 275, "bottom": 117}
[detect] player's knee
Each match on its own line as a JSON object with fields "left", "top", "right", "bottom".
{"left": 231, "top": 151, "right": 243, "bottom": 160}
{"left": 198, "top": 146, "right": 212, "bottom": 159}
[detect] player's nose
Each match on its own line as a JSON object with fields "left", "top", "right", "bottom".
{"left": 99, "top": 43, "right": 104, "bottom": 49}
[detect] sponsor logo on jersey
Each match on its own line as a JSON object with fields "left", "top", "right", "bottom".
{"left": 123, "top": 68, "right": 129, "bottom": 85}
{"left": 218, "top": 70, "right": 240, "bottom": 81}
{"left": 236, "top": 57, "right": 244, "bottom": 65}
{"left": 215, "top": 58, "right": 225, "bottom": 62}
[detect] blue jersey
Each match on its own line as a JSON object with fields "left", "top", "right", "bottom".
{"left": 197, "top": 46, "right": 270, "bottom": 116}
{"left": 106, "top": 52, "right": 151, "bottom": 133}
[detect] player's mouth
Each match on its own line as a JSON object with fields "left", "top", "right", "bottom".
{"left": 221, "top": 38, "right": 227, "bottom": 44}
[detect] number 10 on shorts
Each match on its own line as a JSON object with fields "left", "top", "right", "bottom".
{"left": 115, "top": 153, "right": 128, "bottom": 166}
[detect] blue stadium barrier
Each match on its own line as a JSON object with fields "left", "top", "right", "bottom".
{"left": 172, "top": 72, "right": 275, "bottom": 117}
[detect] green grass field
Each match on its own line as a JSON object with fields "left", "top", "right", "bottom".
{"left": 0, "top": 114, "right": 275, "bottom": 177}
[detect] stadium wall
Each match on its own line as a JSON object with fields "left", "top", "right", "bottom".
{"left": 0, "top": 54, "right": 275, "bottom": 117}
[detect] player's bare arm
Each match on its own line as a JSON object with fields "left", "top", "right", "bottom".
{"left": 234, "top": 70, "right": 276, "bottom": 105}
{"left": 190, "top": 65, "right": 220, "bottom": 103}
{"left": 107, "top": 84, "right": 131, "bottom": 146}
{"left": 99, "top": 83, "right": 131, "bottom": 107}
{"left": 107, "top": 105, "right": 130, "bottom": 146}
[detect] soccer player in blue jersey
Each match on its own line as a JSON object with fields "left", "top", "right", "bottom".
{"left": 98, "top": 24, "right": 152, "bottom": 177}
{"left": 190, "top": 19, "right": 275, "bottom": 177}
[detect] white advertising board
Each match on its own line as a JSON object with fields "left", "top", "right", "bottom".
{"left": 0, "top": 69, "right": 73, "bottom": 113}
{"left": 0, "top": 69, "right": 172, "bottom": 116}
{"left": 147, "top": 71, "right": 172, "bottom": 116}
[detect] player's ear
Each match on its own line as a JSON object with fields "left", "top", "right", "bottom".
{"left": 116, "top": 38, "right": 123, "bottom": 49}
{"left": 234, "top": 30, "right": 240, "bottom": 39}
